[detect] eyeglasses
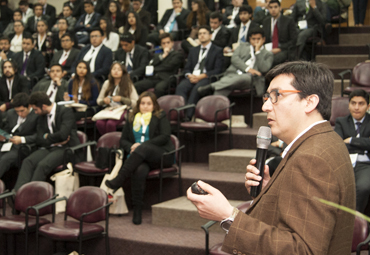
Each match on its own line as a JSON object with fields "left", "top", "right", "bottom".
{"left": 90, "top": 35, "right": 101, "bottom": 38}
{"left": 262, "top": 89, "right": 301, "bottom": 104}
{"left": 61, "top": 39, "right": 71, "bottom": 42}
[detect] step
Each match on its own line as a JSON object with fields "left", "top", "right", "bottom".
{"left": 152, "top": 196, "right": 245, "bottom": 233}
{"left": 316, "top": 45, "right": 369, "bottom": 55}
{"left": 253, "top": 112, "right": 268, "bottom": 130}
{"left": 316, "top": 54, "right": 368, "bottom": 69}
{"left": 334, "top": 79, "right": 350, "bottom": 95}
{"left": 209, "top": 149, "right": 256, "bottom": 173}
{"left": 340, "top": 34, "right": 370, "bottom": 45}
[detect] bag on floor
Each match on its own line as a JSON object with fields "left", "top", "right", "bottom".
{"left": 50, "top": 163, "right": 79, "bottom": 213}
{"left": 92, "top": 105, "right": 127, "bottom": 121}
{"left": 100, "top": 149, "right": 128, "bottom": 215}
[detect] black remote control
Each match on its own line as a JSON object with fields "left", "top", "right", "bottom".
{"left": 191, "top": 182, "right": 208, "bottom": 195}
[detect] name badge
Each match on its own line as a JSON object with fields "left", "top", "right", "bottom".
{"left": 193, "top": 69, "right": 201, "bottom": 75}
{"left": 298, "top": 20, "right": 308, "bottom": 30}
{"left": 1, "top": 142, "right": 12, "bottom": 152}
{"left": 145, "top": 65, "right": 154, "bottom": 76}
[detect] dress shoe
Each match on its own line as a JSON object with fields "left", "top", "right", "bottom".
{"left": 197, "top": 85, "right": 214, "bottom": 97}
{"left": 132, "top": 206, "right": 142, "bottom": 225}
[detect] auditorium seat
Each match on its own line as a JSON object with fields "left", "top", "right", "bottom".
{"left": 330, "top": 97, "right": 350, "bottom": 127}
{"left": 157, "top": 95, "right": 185, "bottom": 137}
{"left": 340, "top": 61, "right": 370, "bottom": 96}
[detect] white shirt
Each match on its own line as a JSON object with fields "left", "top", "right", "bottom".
{"left": 84, "top": 12, "right": 94, "bottom": 25}
{"left": 46, "top": 81, "right": 58, "bottom": 103}
{"left": 211, "top": 26, "right": 221, "bottom": 41}
{"left": 227, "top": 7, "right": 240, "bottom": 28}
{"left": 164, "top": 9, "right": 179, "bottom": 32}
{"left": 238, "top": 20, "right": 251, "bottom": 42}
{"left": 83, "top": 43, "right": 103, "bottom": 72}
{"left": 10, "top": 34, "right": 23, "bottom": 53}
{"left": 38, "top": 34, "right": 47, "bottom": 51}
{"left": 103, "top": 32, "right": 119, "bottom": 51}
{"left": 350, "top": 116, "right": 369, "bottom": 162}
{"left": 6, "top": 79, "right": 13, "bottom": 100}
{"left": 193, "top": 42, "right": 212, "bottom": 73}
{"left": 125, "top": 47, "right": 135, "bottom": 70}
{"left": 22, "top": 8, "right": 33, "bottom": 24}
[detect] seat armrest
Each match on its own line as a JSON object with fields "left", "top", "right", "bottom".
{"left": 356, "top": 228, "right": 370, "bottom": 254}
{"left": 80, "top": 201, "right": 113, "bottom": 221}
{"left": 201, "top": 220, "right": 218, "bottom": 255}
{"left": 338, "top": 69, "right": 352, "bottom": 97}
{"left": 214, "top": 102, "right": 236, "bottom": 122}
{"left": 209, "top": 72, "right": 225, "bottom": 83}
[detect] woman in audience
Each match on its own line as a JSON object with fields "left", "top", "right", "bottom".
{"left": 105, "top": 91, "right": 174, "bottom": 225}
{"left": 10, "top": 20, "right": 25, "bottom": 53}
{"left": 105, "top": 1, "right": 125, "bottom": 31}
{"left": 124, "top": 11, "right": 148, "bottom": 47}
{"left": 33, "top": 19, "right": 53, "bottom": 67}
{"left": 96, "top": 62, "right": 138, "bottom": 135}
{"left": 100, "top": 17, "right": 120, "bottom": 52}
{"left": 63, "top": 60, "right": 100, "bottom": 121}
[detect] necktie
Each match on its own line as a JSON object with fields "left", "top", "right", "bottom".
{"left": 199, "top": 48, "right": 207, "bottom": 74}
{"left": 48, "top": 83, "right": 58, "bottom": 98}
{"left": 272, "top": 21, "right": 279, "bottom": 49}
{"left": 20, "top": 52, "right": 29, "bottom": 75}
{"left": 356, "top": 122, "right": 362, "bottom": 136}
{"left": 169, "top": 18, "right": 176, "bottom": 32}
{"left": 240, "top": 26, "right": 247, "bottom": 42}
{"left": 35, "top": 18, "right": 39, "bottom": 30}
{"left": 127, "top": 52, "right": 133, "bottom": 72}
{"left": 61, "top": 53, "right": 68, "bottom": 66}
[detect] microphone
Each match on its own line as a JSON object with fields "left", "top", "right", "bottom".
{"left": 250, "top": 126, "right": 272, "bottom": 198}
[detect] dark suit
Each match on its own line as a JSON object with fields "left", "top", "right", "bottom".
{"left": 0, "top": 75, "right": 29, "bottom": 110}
{"left": 0, "top": 5, "right": 13, "bottom": 30}
{"left": 335, "top": 113, "right": 370, "bottom": 213}
{"left": 223, "top": 122, "right": 356, "bottom": 255}
{"left": 14, "top": 105, "right": 80, "bottom": 190}
{"left": 114, "top": 45, "right": 149, "bottom": 81}
{"left": 32, "top": 78, "right": 68, "bottom": 103}
{"left": 64, "top": 0, "right": 84, "bottom": 18}
{"left": 13, "top": 49, "right": 46, "bottom": 84}
{"left": 138, "top": 9, "right": 151, "bottom": 30}
{"left": 74, "top": 12, "right": 101, "bottom": 44}
{"left": 44, "top": 4, "right": 56, "bottom": 25}
{"left": 228, "top": 21, "right": 259, "bottom": 47}
{"left": 72, "top": 44, "right": 113, "bottom": 81}
{"left": 175, "top": 43, "right": 224, "bottom": 118}
{"left": 134, "top": 50, "right": 184, "bottom": 97}
{"left": 50, "top": 48, "right": 80, "bottom": 78}
{"left": 262, "top": 15, "right": 297, "bottom": 66}
{"left": 223, "top": 6, "right": 241, "bottom": 27}
{"left": 26, "top": 15, "right": 51, "bottom": 34}
{"left": 0, "top": 109, "right": 38, "bottom": 178}
{"left": 51, "top": 32, "right": 79, "bottom": 51}
{"left": 253, "top": 9, "right": 270, "bottom": 25}
{"left": 92, "top": 0, "right": 107, "bottom": 16}
{"left": 212, "top": 25, "right": 231, "bottom": 48}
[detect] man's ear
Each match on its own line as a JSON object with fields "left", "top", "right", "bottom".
{"left": 304, "top": 94, "right": 319, "bottom": 114}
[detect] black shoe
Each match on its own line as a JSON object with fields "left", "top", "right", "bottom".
{"left": 132, "top": 206, "right": 142, "bottom": 225}
{"left": 197, "top": 85, "right": 213, "bottom": 97}
{"left": 105, "top": 179, "right": 120, "bottom": 194}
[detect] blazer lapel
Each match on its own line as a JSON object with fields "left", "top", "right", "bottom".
{"left": 347, "top": 115, "right": 357, "bottom": 137}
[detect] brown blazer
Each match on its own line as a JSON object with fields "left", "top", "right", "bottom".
{"left": 222, "top": 122, "right": 356, "bottom": 255}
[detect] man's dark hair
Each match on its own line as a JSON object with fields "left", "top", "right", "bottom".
{"left": 58, "top": 17, "right": 69, "bottom": 26}
{"left": 210, "top": 11, "right": 223, "bottom": 22}
{"left": 49, "top": 63, "right": 63, "bottom": 71}
{"left": 14, "top": 20, "right": 24, "bottom": 28}
{"left": 159, "top": 32, "right": 173, "bottom": 43}
{"left": 90, "top": 27, "right": 104, "bottom": 36}
{"left": 120, "top": 32, "right": 135, "bottom": 43}
{"left": 33, "top": 3, "right": 43, "bottom": 9}
{"left": 2, "top": 60, "right": 18, "bottom": 73}
{"left": 11, "top": 92, "right": 29, "bottom": 108}
{"left": 239, "top": 5, "right": 253, "bottom": 15}
{"left": 63, "top": 4, "right": 73, "bottom": 11}
{"left": 198, "top": 25, "right": 212, "bottom": 34}
{"left": 19, "top": 1, "right": 28, "bottom": 7}
{"left": 349, "top": 89, "right": 369, "bottom": 104}
{"left": 61, "top": 32, "right": 73, "bottom": 40}
{"left": 29, "top": 91, "right": 52, "bottom": 108}
{"left": 132, "top": 0, "right": 143, "bottom": 3}
{"left": 266, "top": 61, "right": 334, "bottom": 120}
{"left": 84, "top": 0, "right": 94, "bottom": 6}
{"left": 269, "top": 0, "right": 281, "bottom": 6}
{"left": 22, "top": 32, "right": 34, "bottom": 44}
{"left": 14, "top": 9, "right": 22, "bottom": 17}
{"left": 249, "top": 27, "right": 264, "bottom": 38}
{"left": 0, "top": 36, "right": 10, "bottom": 43}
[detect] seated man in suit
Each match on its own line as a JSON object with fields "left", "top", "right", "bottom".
{"left": 0, "top": 92, "right": 38, "bottom": 179}
{"left": 72, "top": 27, "right": 112, "bottom": 84}
{"left": 134, "top": 33, "right": 184, "bottom": 98}
{"left": 224, "top": 5, "right": 259, "bottom": 54}
{"left": 147, "top": 0, "right": 190, "bottom": 46}
{"left": 13, "top": 33, "right": 45, "bottom": 89}
{"left": 114, "top": 33, "right": 149, "bottom": 82}
{"left": 253, "top": 0, "right": 271, "bottom": 25}
{"left": 64, "top": 0, "right": 84, "bottom": 18}
{"left": 0, "top": 36, "right": 15, "bottom": 74}
{"left": 51, "top": 5, "right": 76, "bottom": 32}
{"left": 292, "top": 0, "right": 326, "bottom": 60}
{"left": 262, "top": 0, "right": 297, "bottom": 67}
{"left": 223, "top": 0, "right": 243, "bottom": 28}
{"left": 175, "top": 25, "right": 223, "bottom": 119}
{"left": 198, "top": 27, "right": 273, "bottom": 97}
{"left": 0, "top": 60, "right": 29, "bottom": 112}
{"left": 91, "top": 0, "right": 106, "bottom": 16}
{"left": 14, "top": 91, "right": 80, "bottom": 190}
{"left": 334, "top": 89, "right": 370, "bottom": 214}
{"left": 26, "top": 3, "right": 50, "bottom": 34}
{"left": 19, "top": 1, "right": 34, "bottom": 25}
{"left": 50, "top": 33, "right": 80, "bottom": 79}
{"left": 38, "top": 0, "right": 56, "bottom": 26}
{"left": 132, "top": 0, "right": 151, "bottom": 30}
{"left": 210, "top": 12, "right": 231, "bottom": 49}
{"left": 74, "top": 0, "right": 101, "bottom": 44}
{"left": 32, "top": 64, "right": 68, "bottom": 103}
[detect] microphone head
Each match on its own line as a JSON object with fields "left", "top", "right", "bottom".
{"left": 256, "top": 126, "right": 272, "bottom": 149}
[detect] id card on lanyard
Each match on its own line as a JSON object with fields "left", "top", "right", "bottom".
{"left": 140, "top": 117, "right": 148, "bottom": 143}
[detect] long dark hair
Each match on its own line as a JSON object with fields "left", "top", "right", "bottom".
{"left": 124, "top": 11, "right": 143, "bottom": 42}
{"left": 73, "top": 60, "right": 96, "bottom": 102}
{"left": 186, "top": 0, "right": 209, "bottom": 29}
{"left": 99, "top": 16, "right": 114, "bottom": 40}
{"left": 105, "top": 62, "right": 132, "bottom": 98}
{"left": 129, "top": 91, "right": 162, "bottom": 121}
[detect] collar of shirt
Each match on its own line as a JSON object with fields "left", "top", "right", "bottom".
{"left": 43, "top": 3, "right": 47, "bottom": 13}
{"left": 211, "top": 26, "right": 222, "bottom": 41}
{"left": 6, "top": 79, "right": 13, "bottom": 100}
{"left": 282, "top": 120, "right": 327, "bottom": 158}
{"left": 198, "top": 42, "right": 212, "bottom": 60}
{"left": 352, "top": 115, "right": 365, "bottom": 126}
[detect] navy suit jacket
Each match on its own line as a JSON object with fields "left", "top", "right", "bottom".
{"left": 114, "top": 45, "right": 149, "bottom": 80}
{"left": 74, "top": 12, "right": 101, "bottom": 32}
{"left": 184, "top": 43, "right": 224, "bottom": 77}
{"left": 157, "top": 8, "right": 190, "bottom": 31}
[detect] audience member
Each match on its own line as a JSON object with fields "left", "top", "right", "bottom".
{"left": 64, "top": 60, "right": 99, "bottom": 121}
{"left": 72, "top": 28, "right": 113, "bottom": 84}
{"left": 19, "top": 1, "right": 34, "bottom": 25}
{"left": 124, "top": 11, "right": 148, "bottom": 47}
{"left": 105, "top": 91, "right": 174, "bottom": 225}
{"left": 26, "top": 3, "right": 50, "bottom": 35}
{"left": 50, "top": 33, "right": 80, "bottom": 79}
{"left": 114, "top": 32, "right": 149, "bottom": 81}
{"left": 52, "top": 5, "right": 76, "bottom": 32}
{"left": 262, "top": 0, "right": 297, "bottom": 67}
{"left": 38, "top": 0, "right": 56, "bottom": 26}
{"left": 253, "top": 0, "right": 271, "bottom": 25}
{"left": 10, "top": 20, "right": 25, "bottom": 53}
{"left": 13, "top": 33, "right": 46, "bottom": 88}
{"left": 132, "top": 0, "right": 151, "bottom": 30}
{"left": 91, "top": 0, "right": 106, "bottom": 16}
{"left": 176, "top": 25, "right": 223, "bottom": 119}
{"left": 223, "top": 0, "right": 243, "bottom": 28}
{"left": 118, "top": 0, "right": 133, "bottom": 15}
{"left": 32, "top": 64, "right": 68, "bottom": 103}
{"left": 0, "top": 37, "right": 15, "bottom": 63}
{"left": 353, "top": 0, "right": 367, "bottom": 26}
{"left": 100, "top": 17, "right": 120, "bottom": 52}
{"left": 142, "top": 0, "right": 158, "bottom": 25}
{"left": 105, "top": 1, "right": 125, "bottom": 31}
{"left": 147, "top": 0, "right": 190, "bottom": 45}
{"left": 334, "top": 89, "right": 370, "bottom": 213}
{"left": 292, "top": 0, "right": 326, "bottom": 60}
{"left": 0, "top": 0, "right": 13, "bottom": 32}
{"left": 14, "top": 91, "right": 80, "bottom": 191}
{"left": 135, "top": 33, "right": 184, "bottom": 98}
{"left": 3, "top": 10, "right": 23, "bottom": 38}
{"left": 209, "top": 12, "right": 230, "bottom": 48}
{"left": 0, "top": 60, "right": 29, "bottom": 112}
{"left": 0, "top": 93, "right": 38, "bottom": 179}
{"left": 32, "top": 19, "right": 53, "bottom": 67}
{"left": 198, "top": 27, "right": 273, "bottom": 98}
{"left": 64, "top": 0, "right": 84, "bottom": 18}
{"left": 96, "top": 62, "right": 138, "bottom": 135}
{"left": 74, "top": 0, "right": 101, "bottom": 44}
{"left": 51, "top": 18, "right": 78, "bottom": 51}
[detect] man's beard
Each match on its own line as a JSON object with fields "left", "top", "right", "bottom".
{"left": 4, "top": 72, "right": 14, "bottom": 79}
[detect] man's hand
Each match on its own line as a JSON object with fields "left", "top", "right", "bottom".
{"left": 309, "top": 0, "right": 316, "bottom": 8}
{"left": 112, "top": 96, "right": 121, "bottom": 102}
{"left": 0, "top": 135, "right": 6, "bottom": 142}
{"left": 187, "top": 180, "right": 234, "bottom": 221}
{"left": 223, "top": 47, "right": 232, "bottom": 54}
{"left": 271, "top": 141, "right": 280, "bottom": 147}
{"left": 227, "top": 15, "right": 232, "bottom": 19}
{"left": 271, "top": 48, "right": 281, "bottom": 54}
{"left": 248, "top": 68, "right": 262, "bottom": 76}
{"left": 52, "top": 136, "right": 70, "bottom": 146}
{"left": 254, "top": 37, "right": 265, "bottom": 52}
{"left": 162, "top": 46, "right": 171, "bottom": 58}
{"left": 245, "top": 159, "right": 270, "bottom": 197}
{"left": 86, "top": 24, "right": 91, "bottom": 28}
{"left": 130, "top": 142, "right": 140, "bottom": 153}
{"left": 9, "top": 136, "right": 22, "bottom": 145}
{"left": 63, "top": 92, "right": 71, "bottom": 101}
{"left": 174, "top": 7, "right": 182, "bottom": 14}
{"left": 0, "top": 51, "right": 7, "bottom": 60}
{"left": 53, "top": 77, "right": 62, "bottom": 86}
{"left": 0, "top": 104, "right": 6, "bottom": 112}
{"left": 344, "top": 137, "right": 351, "bottom": 144}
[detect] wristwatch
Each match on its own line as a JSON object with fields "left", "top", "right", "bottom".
{"left": 220, "top": 207, "right": 239, "bottom": 234}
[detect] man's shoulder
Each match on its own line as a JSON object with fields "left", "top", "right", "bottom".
{"left": 210, "top": 43, "right": 223, "bottom": 53}
{"left": 135, "top": 44, "right": 149, "bottom": 53}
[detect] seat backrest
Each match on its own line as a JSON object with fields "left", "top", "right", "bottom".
{"left": 352, "top": 62, "right": 370, "bottom": 87}
{"left": 66, "top": 186, "right": 108, "bottom": 223}
{"left": 97, "top": 131, "right": 121, "bottom": 149}
{"left": 170, "top": 135, "right": 180, "bottom": 163}
{"left": 158, "top": 95, "right": 185, "bottom": 121}
{"left": 352, "top": 214, "right": 369, "bottom": 252}
{"left": 77, "top": 131, "right": 88, "bottom": 144}
{"left": 15, "top": 181, "right": 54, "bottom": 216}
{"left": 195, "top": 95, "right": 231, "bottom": 123}
{"left": 330, "top": 97, "right": 350, "bottom": 126}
